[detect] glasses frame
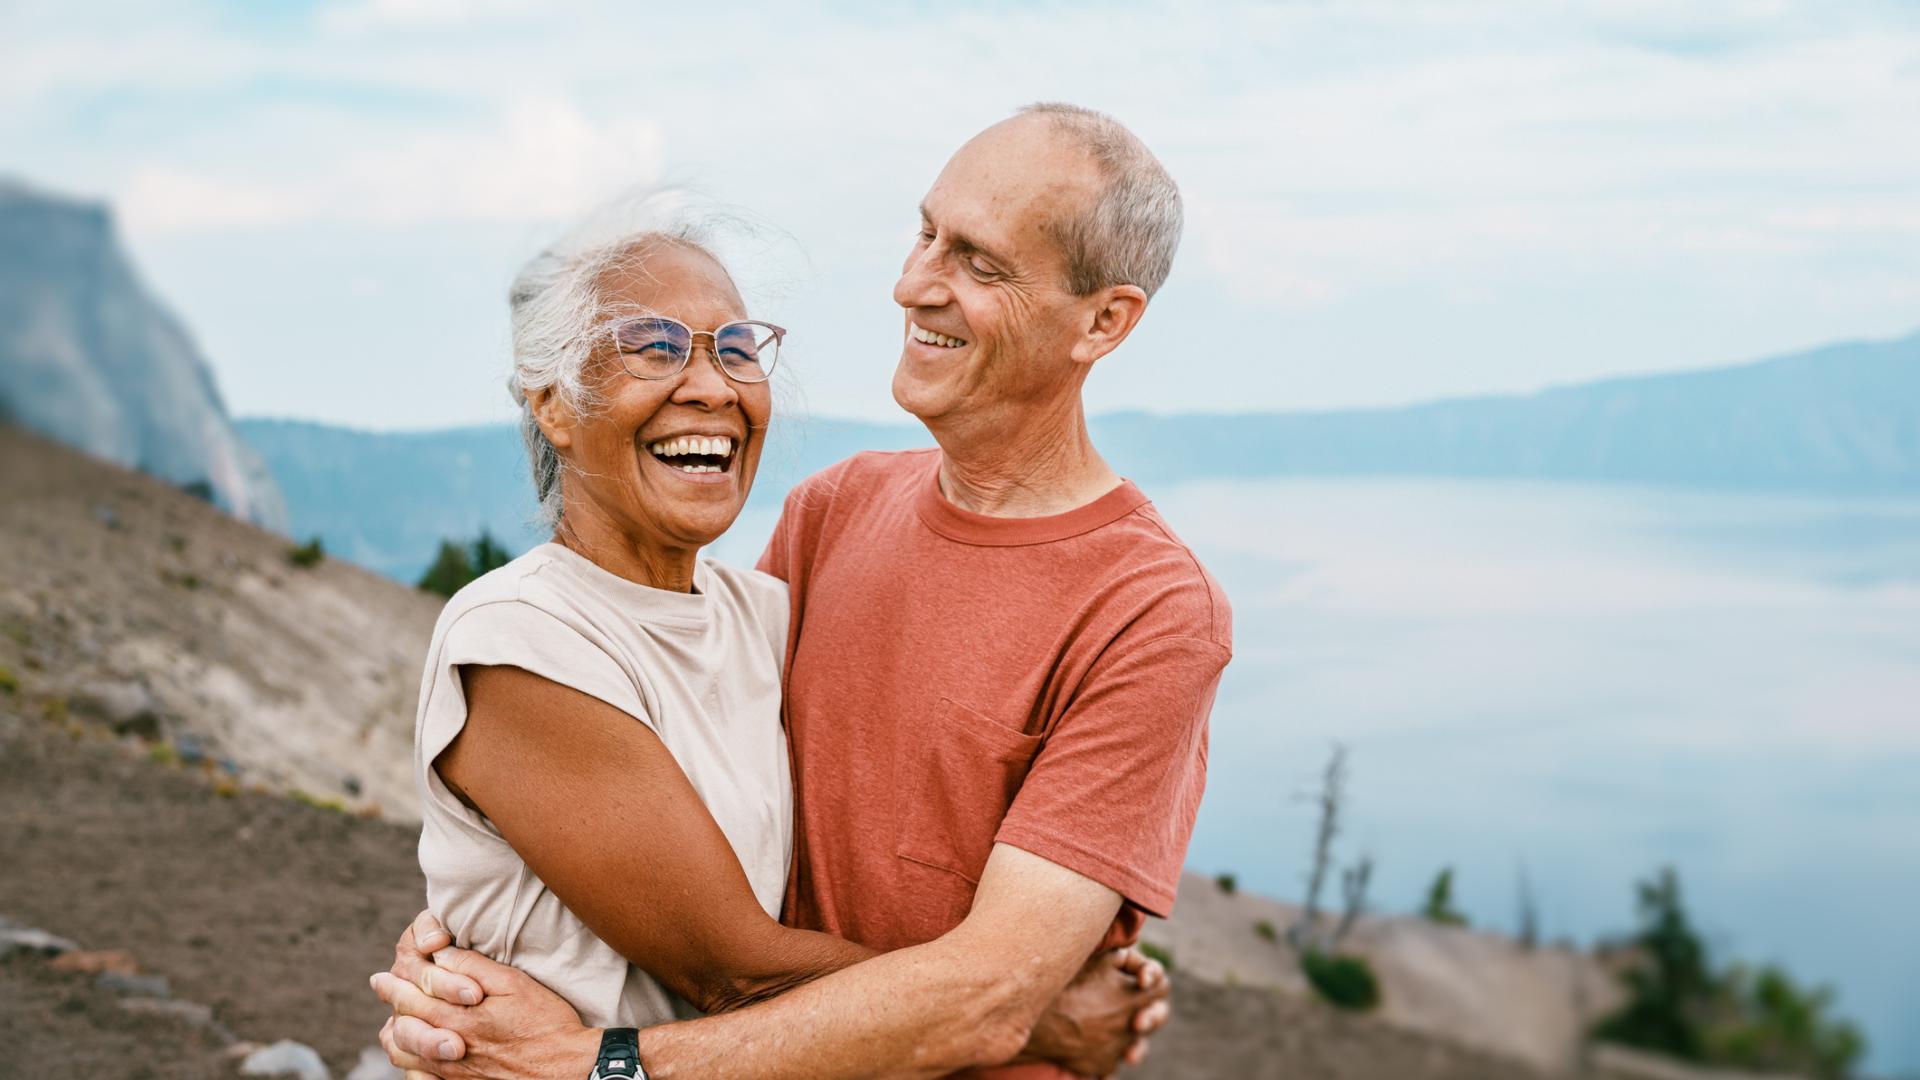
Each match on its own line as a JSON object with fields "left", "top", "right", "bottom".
{"left": 607, "top": 315, "right": 787, "bottom": 384}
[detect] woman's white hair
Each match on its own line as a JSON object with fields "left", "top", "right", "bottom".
{"left": 506, "top": 190, "right": 762, "bottom": 529}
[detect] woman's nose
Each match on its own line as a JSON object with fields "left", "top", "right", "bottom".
{"left": 671, "top": 343, "right": 740, "bottom": 408}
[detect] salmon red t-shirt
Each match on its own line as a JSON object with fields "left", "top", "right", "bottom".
{"left": 757, "top": 449, "right": 1231, "bottom": 1079}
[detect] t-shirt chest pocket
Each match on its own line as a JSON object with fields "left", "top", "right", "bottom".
{"left": 893, "top": 697, "right": 1043, "bottom": 884}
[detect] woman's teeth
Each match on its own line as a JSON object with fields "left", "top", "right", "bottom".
{"left": 910, "top": 323, "right": 967, "bottom": 348}
{"left": 648, "top": 435, "right": 735, "bottom": 474}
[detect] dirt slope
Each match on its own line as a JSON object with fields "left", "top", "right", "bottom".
{"left": 0, "top": 424, "right": 442, "bottom": 820}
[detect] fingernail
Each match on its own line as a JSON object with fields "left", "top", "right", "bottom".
{"left": 457, "top": 987, "right": 479, "bottom": 1005}
{"left": 368, "top": 974, "right": 379, "bottom": 990}
{"left": 437, "top": 1038, "right": 459, "bottom": 1060}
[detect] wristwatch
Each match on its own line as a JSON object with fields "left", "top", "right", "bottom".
{"left": 588, "top": 1027, "right": 646, "bottom": 1080}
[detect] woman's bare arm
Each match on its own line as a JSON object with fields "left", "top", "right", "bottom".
{"left": 437, "top": 663, "right": 873, "bottom": 1013}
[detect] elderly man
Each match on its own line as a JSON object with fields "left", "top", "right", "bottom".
{"left": 374, "top": 102, "right": 1231, "bottom": 1080}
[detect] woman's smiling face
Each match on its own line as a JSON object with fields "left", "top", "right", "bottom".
{"left": 535, "top": 242, "right": 772, "bottom": 558}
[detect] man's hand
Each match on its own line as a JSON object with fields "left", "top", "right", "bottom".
{"left": 371, "top": 912, "right": 599, "bottom": 1080}
{"left": 1025, "top": 946, "right": 1172, "bottom": 1076}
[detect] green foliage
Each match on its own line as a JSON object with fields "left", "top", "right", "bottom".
{"left": 177, "top": 478, "right": 216, "bottom": 503}
{"left": 147, "top": 742, "right": 180, "bottom": 766}
{"left": 1421, "top": 867, "right": 1469, "bottom": 927}
{"left": 287, "top": 537, "right": 326, "bottom": 568}
{"left": 0, "top": 666, "right": 16, "bottom": 694}
{"left": 1594, "top": 867, "right": 1866, "bottom": 1080}
{"left": 1215, "top": 872, "right": 1237, "bottom": 894}
{"left": 1253, "top": 919, "right": 1277, "bottom": 943}
{"left": 1137, "top": 941, "right": 1175, "bottom": 971}
{"left": 417, "top": 530, "right": 514, "bottom": 598}
{"left": 289, "top": 789, "right": 351, "bottom": 814}
{"left": 1302, "top": 950, "right": 1380, "bottom": 1011}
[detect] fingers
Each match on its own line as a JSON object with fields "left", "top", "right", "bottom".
{"left": 1133, "top": 998, "right": 1171, "bottom": 1034}
{"left": 370, "top": 972, "right": 469, "bottom": 1041}
{"left": 412, "top": 909, "right": 453, "bottom": 953}
{"left": 413, "top": 954, "right": 484, "bottom": 1006}
{"left": 1136, "top": 955, "right": 1167, "bottom": 993}
{"left": 1124, "top": 1037, "right": 1152, "bottom": 1067}
{"left": 433, "top": 944, "right": 530, "bottom": 997}
{"left": 380, "top": 1015, "right": 453, "bottom": 1076}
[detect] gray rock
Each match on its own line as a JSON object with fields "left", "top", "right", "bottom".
{"left": 0, "top": 925, "right": 78, "bottom": 956}
{"left": 0, "top": 180, "right": 287, "bottom": 530}
{"left": 69, "top": 680, "right": 163, "bottom": 738}
{"left": 239, "top": 1039, "right": 331, "bottom": 1080}
{"left": 97, "top": 970, "right": 171, "bottom": 997}
{"left": 345, "top": 1046, "right": 403, "bottom": 1080}
{"left": 118, "top": 997, "right": 238, "bottom": 1042}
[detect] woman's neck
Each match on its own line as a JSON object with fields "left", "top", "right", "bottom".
{"left": 554, "top": 510, "right": 699, "bottom": 593}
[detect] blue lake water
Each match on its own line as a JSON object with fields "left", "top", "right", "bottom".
{"left": 714, "top": 476, "right": 1920, "bottom": 1074}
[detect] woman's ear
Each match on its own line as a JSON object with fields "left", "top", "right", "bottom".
{"left": 527, "top": 386, "right": 576, "bottom": 450}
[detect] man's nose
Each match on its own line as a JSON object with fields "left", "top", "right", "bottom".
{"left": 893, "top": 244, "right": 951, "bottom": 311}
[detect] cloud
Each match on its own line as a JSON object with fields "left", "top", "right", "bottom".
{"left": 119, "top": 98, "right": 663, "bottom": 233}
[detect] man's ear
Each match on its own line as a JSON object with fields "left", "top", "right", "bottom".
{"left": 527, "top": 385, "right": 576, "bottom": 450}
{"left": 1071, "top": 284, "right": 1149, "bottom": 366}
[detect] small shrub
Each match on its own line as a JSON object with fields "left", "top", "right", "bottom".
{"left": 417, "top": 530, "right": 514, "bottom": 598}
{"left": 1215, "top": 872, "right": 1237, "bottom": 895}
{"left": 212, "top": 777, "right": 239, "bottom": 799}
{"left": 1422, "top": 867, "right": 1469, "bottom": 927}
{"left": 1138, "top": 941, "right": 1175, "bottom": 971}
{"left": 177, "top": 478, "right": 216, "bottom": 503}
{"left": 147, "top": 742, "right": 181, "bottom": 766}
{"left": 42, "top": 697, "right": 68, "bottom": 723}
{"left": 290, "top": 789, "right": 350, "bottom": 814}
{"left": 1254, "top": 919, "right": 1278, "bottom": 943}
{"left": 287, "top": 537, "right": 325, "bottom": 568}
{"left": 0, "top": 666, "right": 17, "bottom": 694}
{"left": 1303, "top": 950, "right": 1380, "bottom": 1011}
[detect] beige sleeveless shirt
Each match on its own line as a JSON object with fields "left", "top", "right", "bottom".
{"left": 413, "top": 543, "right": 792, "bottom": 1027}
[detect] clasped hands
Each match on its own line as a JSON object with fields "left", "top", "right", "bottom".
{"left": 371, "top": 911, "right": 1173, "bottom": 1079}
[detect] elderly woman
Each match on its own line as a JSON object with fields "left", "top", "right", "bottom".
{"left": 391, "top": 207, "right": 1156, "bottom": 1075}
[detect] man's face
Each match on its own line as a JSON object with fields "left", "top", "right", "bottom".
{"left": 890, "top": 117, "right": 1101, "bottom": 426}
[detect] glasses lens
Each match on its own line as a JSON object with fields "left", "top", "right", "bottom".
{"left": 714, "top": 322, "right": 780, "bottom": 382}
{"left": 613, "top": 317, "right": 691, "bottom": 379}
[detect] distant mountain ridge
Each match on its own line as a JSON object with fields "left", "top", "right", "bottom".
{"left": 240, "top": 329, "right": 1919, "bottom": 584}
{"left": 0, "top": 179, "right": 285, "bottom": 529}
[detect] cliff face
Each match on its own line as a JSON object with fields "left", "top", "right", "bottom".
{"left": 0, "top": 179, "right": 285, "bottom": 530}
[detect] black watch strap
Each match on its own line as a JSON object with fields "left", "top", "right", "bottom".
{"left": 589, "top": 1027, "right": 645, "bottom": 1080}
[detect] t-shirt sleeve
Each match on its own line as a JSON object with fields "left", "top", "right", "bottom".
{"left": 421, "top": 600, "right": 653, "bottom": 770}
{"left": 992, "top": 635, "right": 1228, "bottom": 919}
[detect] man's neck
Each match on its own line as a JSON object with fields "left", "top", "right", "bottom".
{"left": 930, "top": 400, "right": 1121, "bottom": 518}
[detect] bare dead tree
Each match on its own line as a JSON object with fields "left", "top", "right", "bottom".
{"left": 1518, "top": 859, "right": 1540, "bottom": 951}
{"left": 1288, "top": 743, "right": 1347, "bottom": 951}
{"left": 1334, "top": 853, "right": 1374, "bottom": 945}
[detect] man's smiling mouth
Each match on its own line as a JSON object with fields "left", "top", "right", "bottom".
{"left": 648, "top": 435, "right": 736, "bottom": 475}
{"left": 910, "top": 322, "right": 968, "bottom": 348}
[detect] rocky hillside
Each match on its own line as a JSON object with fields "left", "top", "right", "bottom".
{"left": 0, "top": 424, "right": 438, "bottom": 820}
{"left": 0, "top": 179, "right": 285, "bottom": 529}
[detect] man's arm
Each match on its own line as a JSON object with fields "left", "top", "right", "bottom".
{"left": 378, "top": 842, "right": 1144, "bottom": 1079}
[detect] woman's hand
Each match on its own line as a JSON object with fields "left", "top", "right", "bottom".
{"left": 371, "top": 921, "right": 599, "bottom": 1080}
{"left": 1023, "top": 946, "right": 1172, "bottom": 1076}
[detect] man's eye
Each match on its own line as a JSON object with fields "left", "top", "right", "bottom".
{"left": 967, "top": 257, "right": 997, "bottom": 278}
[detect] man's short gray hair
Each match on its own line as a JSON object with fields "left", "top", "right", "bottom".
{"left": 506, "top": 192, "right": 738, "bottom": 528}
{"left": 1018, "top": 102, "right": 1183, "bottom": 299}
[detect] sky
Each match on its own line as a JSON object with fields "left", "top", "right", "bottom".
{"left": 4, "top": 0, "right": 1919, "bottom": 430}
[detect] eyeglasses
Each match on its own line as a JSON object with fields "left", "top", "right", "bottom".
{"left": 608, "top": 316, "right": 785, "bottom": 384}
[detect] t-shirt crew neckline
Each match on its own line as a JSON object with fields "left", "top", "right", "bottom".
{"left": 534, "top": 542, "right": 711, "bottom": 627}
{"left": 912, "top": 453, "right": 1151, "bottom": 547}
